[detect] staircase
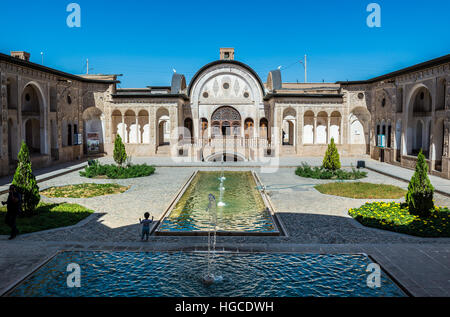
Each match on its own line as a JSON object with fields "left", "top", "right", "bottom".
{"left": 156, "top": 145, "right": 171, "bottom": 156}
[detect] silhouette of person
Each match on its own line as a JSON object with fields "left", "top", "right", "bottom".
{"left": 2, "top": 185, "right": 22, "bottom": 240}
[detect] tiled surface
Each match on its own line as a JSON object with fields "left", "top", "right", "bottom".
{"left": 0, "top": 157, "right": 449, "bottom": 297}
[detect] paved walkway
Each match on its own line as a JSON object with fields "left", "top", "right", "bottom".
{"left": 0, "top": 156, "right": 449, "bottom": 297}
{"left": 365, "top": 160, "right": 450, "bottom": 196}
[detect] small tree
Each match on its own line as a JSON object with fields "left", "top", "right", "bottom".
{"left": 406, "top": 150, "right": 434, "bottom": 217}
{"left": 113, "top": 134, "right": 127, "bottom": 166}
{"left": 322, "top": 138, "right": 341, "bottom": 171}
{"left": 12, "top": 142, "right": 40, "bottom": 215}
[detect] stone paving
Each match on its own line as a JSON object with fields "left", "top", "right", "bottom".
{"left": 0, "top": 158, "right": 450, "bottom": 296}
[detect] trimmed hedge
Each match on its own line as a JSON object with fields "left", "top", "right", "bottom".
{"left": 80, "top": 160, "right": 155, "bottom": 179}
{"left": 295, "top": 163, "right": 367, "bottom": 180}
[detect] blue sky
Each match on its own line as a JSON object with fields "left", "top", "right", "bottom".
{"left": 1, "top": 0, "right": 449, "bottom": 87}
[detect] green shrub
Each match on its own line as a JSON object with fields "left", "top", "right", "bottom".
{"left": 295, "top": 162, "right": 367, "bottom": 180}
{"left": 406, "top": 150, "right": 434, "bottom": 218}
{"left": 113, "top": 134, "right": 127, "bottom": 166}
{"left": 322, "top": 138, "right": 341, "bottom": 171}
{"left": 12, "top": 142, "right": 40, "bottom": 215}
{"left": 80, "top": 160, "right": 155, "bottom": 179}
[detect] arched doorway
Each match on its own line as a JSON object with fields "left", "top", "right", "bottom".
{"left": 83, "top": 107, "right": 104, "bottom": 154}
{"left": 330, "top": 111, "right": 342, "bottom": 144}
{"left": 349, "top": 107, "right": 371, "bottom": 154}
{"left": 244, "top": 118, "right": 254, "bottom": 139}
{"left": 21, "top": 83, "right": 47, "bottom": 155}
{"left": 156, "top": 107, "right": 170, "bottom": 147}
{"left": 316, "top": 111, "right": 328, "bottom": 144}
{"left": 282, "top": 108, "right": 296, "bottom": 146}
{"left": 260, "top": 118, "right": 269, "bottom": 141}
{"left": 138, "top": 110, "right": 150, "bottom": 144}
{"left": 303, "top": 111, "right": 314, "bottom": 144}
{"left": 184, "top": 118, "right": 194, "bottom": 142}
{"left": 25, "top": 119, "right": 41, "bottom": 153}
{"left": 200, "top": 118, "right": 208, "bottom": 139}
{"left": 407, "top": 86, "right": 432, "bottom": 157}
{"left": 211, "top": 106, "right": 241, "bottom": 137}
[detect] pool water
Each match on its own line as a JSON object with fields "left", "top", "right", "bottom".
{"left": 158, "top": 171, "right": 277, "bottom": 233}
{"left": 8, "top": 251, "right": 406, "bottom": 297}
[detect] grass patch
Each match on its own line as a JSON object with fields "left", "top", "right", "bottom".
{"left": 41, "top": 183, "right": 129, "bottom": 198}
{"left": 0, "top": 203, "right": 94, "bottom": 235}
{"left": 315, "top": 182, "right": 407, "bottom": 199}
{"left": 80, "top": 160, "right": 155, "bottom": 179}
{"left": 349, "top": 202, "right": 450, "bottom": 237}
{"left": 295, "top": 163, "right": 367, "bottom": 180}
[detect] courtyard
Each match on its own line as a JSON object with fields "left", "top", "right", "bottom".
{"left": 0, "top": 156, "right": 449, "bottom": 297}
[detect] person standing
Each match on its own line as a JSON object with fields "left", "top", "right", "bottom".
{"left": 2, "top": 185, "right": 22, "bottom": 240}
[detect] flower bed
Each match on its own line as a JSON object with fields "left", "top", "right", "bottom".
{"left": 349, "top": 202, "right": 450, "bottom": 237}
{"left": 295, "top": 163, "right": 367, "bottom": 180}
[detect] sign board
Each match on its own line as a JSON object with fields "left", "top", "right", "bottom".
{"left": 377, "top": 134, "right": 386, "bottom": 148}
{"left": 86, "top": 132, "right": 100, "bottom": 154}
{"left": 74, "top": 133, "right": 83, "bottom": 145}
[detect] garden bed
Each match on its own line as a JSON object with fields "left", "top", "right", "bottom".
{"left": 295, "top": 163, "right": 367, "bottom": 180}
{"left": 349, "top": 202, "right": 450, "bottom": 237}
{"left": 315, "top": 182, "right": 406, "bottom": 199}
{"left": 80, "top": 160, "right": 155, "bottom": 179}
{"left": 41, "top": 183, "right": 129, "bottom": 198}
{"left": 0, "top": 203, "right": 94, "bottom": 235}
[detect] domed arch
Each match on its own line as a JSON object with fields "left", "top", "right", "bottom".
{"left": 189, "top": 60, "right": 265, "bottom": 106}
{"left": 21, "top": 81, "right": 48, "bottom": 155}
{"left": 406, "top": 85, "right": 433, "bottom": 157}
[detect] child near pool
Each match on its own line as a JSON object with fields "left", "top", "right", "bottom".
{"left": 139, "top": 212, "right": 154, "bottom": 241}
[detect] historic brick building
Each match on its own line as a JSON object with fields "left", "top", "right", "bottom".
{"left": 1, "top": 49, "right": 449, "bottom": 178}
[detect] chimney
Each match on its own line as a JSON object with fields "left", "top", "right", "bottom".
{"left": 11, "top": 51, "right": 31, "bottom": 61}
{"left": 220, "top": 48, "right": 234, "bottom": 60}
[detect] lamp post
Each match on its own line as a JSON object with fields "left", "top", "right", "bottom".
{"left": 299, "top": 54, "right": 307, "bottom": 83}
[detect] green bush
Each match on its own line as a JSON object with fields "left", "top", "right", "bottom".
{"left": 113, "top": 134, "right": 127, "bottom": 166}
{"left": 12, "top": 142, "right": 40, "bottom": 215}
{"left": 80, "top": 160, "right": 155, "bottom": 179}
{"left": 322, "top": 138, "right": 341, "bottom": 171}
{"left": 406, "top": 150, "right": 434, "bottom": 218}
{"left": 295, "top": 162, "right": 367, "bottom": 180}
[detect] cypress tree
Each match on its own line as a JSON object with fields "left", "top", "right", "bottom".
{"left": 12, "top": 142, "right": 40, "bottom": 215}
{"left": 322, "top": 138, "right": 341, "bottom": 171}
{"left": 113, "top": 134, "right": 127, "bottom": 166}
{"left": 406, "top": 150, "right": 434, "bottom": 217}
